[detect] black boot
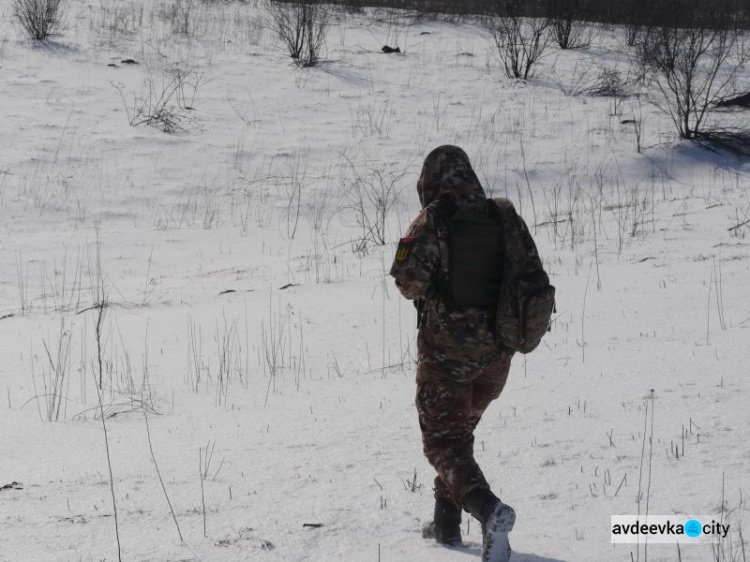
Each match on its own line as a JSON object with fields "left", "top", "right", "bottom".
{"left": 463, "top": 488, "right": 515, "bottom": 562}
{"left": 462, "top": 487, "right": 499, "bottom": 523}
{"left": 422, "top": 496, "right": 462, "bottom": 545}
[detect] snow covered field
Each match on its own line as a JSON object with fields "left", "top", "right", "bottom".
{"left": 1, "top": 1, "right": 749, "bottom": 561}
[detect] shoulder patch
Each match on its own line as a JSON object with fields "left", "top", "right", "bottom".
{"left": 394, "top": 237, "right": 415, "bottom": 264}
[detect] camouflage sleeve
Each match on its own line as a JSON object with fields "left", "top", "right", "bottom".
{"left": 389, "top": 209, "right": 440, "bottom": 301}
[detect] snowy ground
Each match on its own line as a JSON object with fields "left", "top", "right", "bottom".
{"left": 1, "top": 1, "right": 749, "bottom": 561}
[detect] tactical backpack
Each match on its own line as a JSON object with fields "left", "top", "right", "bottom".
{"left": 430, "top": 197, "right": 555, "bottom": 354}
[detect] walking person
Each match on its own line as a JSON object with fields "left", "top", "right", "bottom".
{"left": 390, "top": 145, "right": 552, "bottom": 562}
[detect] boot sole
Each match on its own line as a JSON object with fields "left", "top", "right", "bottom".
{"left": 483, "top": 503, "right": 516, "bottom": 562}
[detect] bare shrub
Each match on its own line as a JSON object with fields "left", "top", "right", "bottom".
{"left": 588, "top": 67, "right": 629, "bottom": 97}
{"left": 484, "top": 0, "right": 552, "bottom": 80}
{"left": 549, "top": 0, "right": 591, "bottom": 50}
{"left": 639, "top": 3, "right": 750, "bottom": 140}
{"left": 341, "top": 156, "right": 405, "bottom": 254}
{"left": 623, "top": 0, "right": 648, "bottom": 46}
{"left": 111, "top": 69, "right": 199, "bottom": 133}
{"left": 159, "top": 0, "right": 207, "bottom": 38}
{"left": 265, "top": 0, "right": 330, "bottom": 67}
{"left": 170, "top": 0, "right": 195, "bottom": 36}
{"left": 625, "top": 22, "right": 641, "bottom": 48}
{"left": 13, "top": 0, "right": 63, "bottom": 41}
{"left": 88, "top": 0, "right": 143, "bottom": 36}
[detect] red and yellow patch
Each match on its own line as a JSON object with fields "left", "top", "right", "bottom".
{"left": 394, "top": 237, "right": 416, "bottom": 264}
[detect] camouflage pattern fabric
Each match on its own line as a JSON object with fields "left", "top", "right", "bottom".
{"left": 390, "top": 145, "right": 518, "bottom": 507}
{"left": 391, "top": 145, "right": 513, "bottom": 381}
{"left": 492, "top": 199, "right": 553, "bottom": 353}
{"left": 416, "top": 145, "right": 488, "bottom": 213}
{"left": 416, "top": 357, "right": 511, "bottom": 508}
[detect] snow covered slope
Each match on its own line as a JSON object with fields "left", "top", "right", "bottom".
{"left": 1, "top": 2, "right": 748, "bottom": 561}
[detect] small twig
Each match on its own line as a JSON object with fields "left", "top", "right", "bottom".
{"left": 144, "top": 413, "right": 184, "bottom": 544}
{"left": 93, "top": 299, "right": 122, "bottom": 562}
{"left": 728, "top": 219, "right": 750, "bottom": 232}
{"left": 212, "top": 457, "right": 226, "bottom": 481}
{"left": 614, "top": 474, "right": 627, "bottom": 497}
{"left": 199, "top": 449, "right": 207, "bottom": 538}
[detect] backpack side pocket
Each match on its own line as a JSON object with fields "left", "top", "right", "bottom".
{"left": 518, "top": 283, "right": 556, "bottom": 354}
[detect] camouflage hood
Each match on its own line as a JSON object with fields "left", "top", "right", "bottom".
{"left": 417, "top": 145, "right": 487, "bottom": 211}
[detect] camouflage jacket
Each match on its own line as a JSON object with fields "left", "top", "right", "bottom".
{"left": 391, "top": 146, "right": 536, "bottom": 382}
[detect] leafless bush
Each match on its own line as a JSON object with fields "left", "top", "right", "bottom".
{"left": 171, "top": 0, "right": 195, "bottom": 36}
{"left": 111, "top": 70, "right": 198, "bottom": 133}
{"left": 341, "top": 156, "right": 405, "bottom": 253}
{"left": 13, "top": 0, "right": 63, "bottom": 41}
{"left": 549, "top": 0, "right": 591, "bottom": 50}
{"left": 484, "top": 0, "right": 552, "bottom": 80}
{"left": 265, "top": 0, "right": 330, "bottom": 67}
{"left": 639, "top": 4, "right": 750, "bottom": 140}
{"left": 169, "top": 65, "right": 203, "bottom": 111}
{"left": 159, "top": 0, "right": 207, "bottom": 38}
{"left": 588, "top": 67, "right": 629, "bottom": 97}
{"left": 90, "top": 0, "right": 144, "bottom": 36}
{"left": 622, "top": 0, "right": 648, "bottom": 46}
{"left": 625, "top": 22, "right": 641, "bottom": 48}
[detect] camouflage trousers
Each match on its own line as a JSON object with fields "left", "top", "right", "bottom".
{"left": 415, "top": 355, "right": 512, "bottom": 508}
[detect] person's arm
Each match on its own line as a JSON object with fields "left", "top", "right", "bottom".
{"left": 389, "top": 209, "right": 440, "bottom": 301}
